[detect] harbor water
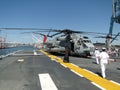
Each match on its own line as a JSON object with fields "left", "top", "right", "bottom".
{"left": 0, "top": 46, "right": 37, "bottom": 58}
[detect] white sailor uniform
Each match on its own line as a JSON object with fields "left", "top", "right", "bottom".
{"left": 99, "top": 51, "right": 109, "bottom": 78}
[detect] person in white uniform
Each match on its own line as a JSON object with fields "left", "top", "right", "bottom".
{"left": 99, "top": 48, "right": 110, "bottom": 78}
{"left": 94, "top": 48, "right": 100, "bottom": 64}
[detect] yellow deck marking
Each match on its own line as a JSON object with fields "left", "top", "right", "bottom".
{"left": 40, "top": 50, "right": 120, "bottom": 90}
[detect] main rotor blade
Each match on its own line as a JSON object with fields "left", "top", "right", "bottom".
{"left": 0, "top": 28, "right": 118, "bottom": 37}
{"left": 50, "top": 32, "right": 62, "bottom": 37}
{"left": 94, "top": 35, "right": 115, "bottom": 39}
{"left": 33, "top": 32, "right": 45, "bottom": 36}
{"left": 32, "top": 32, "right": 52, "bottom": 38}
{"left": 41, "top": 29, "right": 114, "bottom": 36}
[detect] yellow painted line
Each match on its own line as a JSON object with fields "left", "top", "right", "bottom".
{"left": 40, "top": 50, "right": 120, "bottom": 90}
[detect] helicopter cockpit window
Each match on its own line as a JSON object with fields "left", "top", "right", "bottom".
{"left": 83, "top": 40, "right": 91, "bottom": 43}
{"left": 77, "top": 40, "right": 81, "bottom": 45}
{"left": 83, "top": 36, "right": 88, "bottom": 39}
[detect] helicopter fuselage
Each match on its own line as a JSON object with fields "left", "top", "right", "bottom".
{"left": 44, "top": 33, "right": 94, "bottom": 57}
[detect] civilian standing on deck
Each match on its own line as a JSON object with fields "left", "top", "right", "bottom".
{"left": 99, "top": 48, "right": 110, "bottom": 78}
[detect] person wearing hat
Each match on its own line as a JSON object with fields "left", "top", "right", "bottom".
{"left": 94, "top": 48, "right": 100, "bottom": 64}
{"left": 99, "top": 47, "right": 110, "bottom": 78}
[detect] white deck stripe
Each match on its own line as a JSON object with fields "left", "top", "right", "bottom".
{"left": 70, "top": 63, "right": 79, "bottom": 67}
{"left": 38, "top": 73, "right": 58, "bottom": 90}
{"left": 33, "top": 50, "right": 37, "bottom": 55}
{"left": 17, "top": 59, "right": 24, "bottom": 62}
{"left": 70, "top": 70, "right": 83, "bottom": 77}
{"left": 91, "top": 82, "right": 106, "bottom": 90}
{"left": 61, "top": 63, "right": 67, "bottom": 68}
{"left": 110, "top": 80, "right": 120, "bottom": 86}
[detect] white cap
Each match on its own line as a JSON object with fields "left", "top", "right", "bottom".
{"left": 102, "top": 47, "right": 106, "bottom": 50}
{"left": 95, "top": 48, "right": 98, "bottom": 50}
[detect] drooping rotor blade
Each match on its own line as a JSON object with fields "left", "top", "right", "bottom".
{"left": 32, "top": 32, "right": 52, "bottom": 38}
{"left": 94, "top": 36, "right": 108, "bottom": 38}
{"left": 48, "top": 29, "right": 85, "bottom": 34}
{"left": 31, "top": 33, "right": 41, "bottom": 42}
{"left": 33, "top": 32, "right": 46, "bottom": 36}
{"left": 94, "top": 35, "right": 115, "bottom": 39}
{"left": 49, "top": 32, "right": 63, "bottom": 37}
{"left": 110, "top": 32, "right": 120, "bottom": 43}
{"left": 21, "top": 30, "right": 48, "bottom": 34}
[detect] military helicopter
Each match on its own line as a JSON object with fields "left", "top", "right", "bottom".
{"left": 33, "top": 29, "right": 95, "bottom": 57}
{"left": 30, "top": 29, "right": 96, "bottom": 62}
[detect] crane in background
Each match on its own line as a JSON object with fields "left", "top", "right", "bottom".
{"left": 106, "top": 0, "right": 120, "bottom": 50}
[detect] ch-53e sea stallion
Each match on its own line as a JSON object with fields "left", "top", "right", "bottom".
{"left": 33, "top": 29, "right": 95, "bottom": 58}
{"left": 28, "top": 28, "right": 120, "bottom": 62}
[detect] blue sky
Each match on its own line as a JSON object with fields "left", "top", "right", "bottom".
{"left": 0, "top": 0, "right": 120, "bottom": 44}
